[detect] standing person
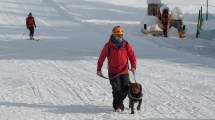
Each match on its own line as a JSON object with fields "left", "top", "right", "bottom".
{"left": 97, "top": 26, "right": 136, "bottom": 112}
{"left": 161, "top": 8, "right": 169, "bottom": 37}
{"left": 26, "top": 12, "right": 36, "bottom": 40}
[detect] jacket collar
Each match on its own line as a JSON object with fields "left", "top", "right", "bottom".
{"left": 108, "top": 37, "right": 127, "bottom": 49}
{"left": 109, "top": 35, "right": 124, "bottom": 48}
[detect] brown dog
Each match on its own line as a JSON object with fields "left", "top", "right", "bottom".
{"left": 128, "top": 83, "right": 143, "bottom": 114}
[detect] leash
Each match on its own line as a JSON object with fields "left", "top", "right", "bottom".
{"left": 98, "top": 69, "right": 126, "bottom": 80}
{"left": 99, "top": 72, "right": 123, "bottom": 80}
{"left": 99, "top": 69, "right": 134, "bottom": 80}
{"left": 132, "top": 72, "right": 137, "bottom": 83}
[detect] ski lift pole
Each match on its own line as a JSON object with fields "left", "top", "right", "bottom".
{"left": 196, "top": 10, "right": 201, "bottom": 38}
{"left": 200, "top": 6, "right": 203, "bottom": 26}
{"left": 206, "top": 0, "right": 208, "bottom": 20}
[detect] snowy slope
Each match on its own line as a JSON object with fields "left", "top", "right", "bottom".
{"left": 0, "top": 0, "right": 215, "bottom": 120}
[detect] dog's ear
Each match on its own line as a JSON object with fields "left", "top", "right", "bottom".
{"left": 140, "top": 84, "right": 142, "bottom": 91}
{"left": 140, "top": 84, "right": 143, "bottom": 97}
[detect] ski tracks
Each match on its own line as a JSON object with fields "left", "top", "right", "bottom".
{"left": 17, "top": 59, "right": 111, "bottom": 107}
{"left": 140, "top": 60, "right": 215, "bottom": 119}
{"left": 7, "top": 59, "right": 109, "bottom": 119}
{"left": 1, "top": 59, "right": 214, "bottom": 119}
{"left": 50, "top": 60, "right": 112, "bottom": 105}
{"left": 19, "top": 61, "right": 42, "bottom": 98}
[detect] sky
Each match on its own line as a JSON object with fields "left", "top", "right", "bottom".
{"left": 0, "top": 0, "right": 215, "bottom": 120}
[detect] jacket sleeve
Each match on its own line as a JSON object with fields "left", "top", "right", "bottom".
{"left": 97, "top": 43, "right": 108, "bottom": 71}
{"left": 33, "top": 17, "right": 36, "bottom": 27}
{"left": 127, "top": 43, "right": 136, "bottom": 69}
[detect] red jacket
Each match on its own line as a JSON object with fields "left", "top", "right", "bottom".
{"left": 26, "top": 16, "right": 36, "bottom": 27}
{"left": 161, "top": 13, "right": 169, "bottom": 27}
{"left": 97, "top": 39, "right": 136, "bottom": 74}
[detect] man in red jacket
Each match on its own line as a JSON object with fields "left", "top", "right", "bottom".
{"left": 26, "top": 12, "right": 36, "bottom": 40}
{"left": 97, "top": 26, "right": 136, "bottom": 112}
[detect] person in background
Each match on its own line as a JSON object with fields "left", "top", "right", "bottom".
{"left": 26, "top": 12, "right": 36, "bottom": 40}
{"left": 161, "top": 9, "right": 169, "bottom": 37}
{"left": 97, "top": 26, "right": 136, "bottom": 112}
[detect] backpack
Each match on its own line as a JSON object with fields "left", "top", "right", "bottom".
{"left": 27, "top": 17, "right": 34, "bottom": 26}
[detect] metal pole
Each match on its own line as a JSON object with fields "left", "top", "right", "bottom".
{"left": 196, "top": 10, "right": 200, "bottom": 38}
{"left": 206, "top": 0, "right": 208, "bottom": 20}
{"left": 200, "top": 6, "right": 203, "bottom": 26}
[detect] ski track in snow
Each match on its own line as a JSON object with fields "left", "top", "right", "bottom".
{"left": 141, "top": 60, "right": 215, "bottom": 119}
{"left": 0, "top": 59, "right": 215, "bottom": 119}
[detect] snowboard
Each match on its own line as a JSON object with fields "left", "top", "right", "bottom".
{"left": 26, "top": 38, "right": 40, "bottom": 41}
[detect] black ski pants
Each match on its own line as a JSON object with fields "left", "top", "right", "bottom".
{"left": 28, "top": 26, "right": 34, "bottom": 37}
{"left": 109, "top": 73, "right": 129, "bottom": 110}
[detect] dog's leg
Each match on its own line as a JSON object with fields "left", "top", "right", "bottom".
{"left": 129, "top": 99, "right": 131, "bottom": 108}
{"left": 137, "top": 99, "right": 142, "bottom": 111}
{"left": 131, "top": 101, "right": 135, "bottom": 114}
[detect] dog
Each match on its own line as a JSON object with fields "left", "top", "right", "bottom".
{"left": 128, "top": 82, "right": 143, "bottom": 114}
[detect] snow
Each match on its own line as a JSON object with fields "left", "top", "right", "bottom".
{"left": 201, "top": 19, "right": 215, "bottom": 30}
{"left": 160, "top": 5, "right": 170, "bottom": 14}
{"left": 0, "top": 0, "right": 215, "bottom": 120}
{"left": 171, "top": 7, "right": 184, "bottom": 20}
{"left": 147, "top": 0, "right": 161, "bottom": 4}
{"left": 141, "top": 16, "right": 163, "bottom": 31}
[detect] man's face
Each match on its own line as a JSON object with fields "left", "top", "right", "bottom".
{"left": 115, "top": 34, "right": 123, "bottom": 37}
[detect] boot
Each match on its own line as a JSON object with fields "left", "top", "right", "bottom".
{"left": 115, "top": 108, "right": 122, "bottom": 112}
{"left": 30, "top": 36, "right": 34, "bottom": 40}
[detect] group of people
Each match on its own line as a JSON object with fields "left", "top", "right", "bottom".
{"left": 26, "top": 12, "right": 136, "bottom": 112}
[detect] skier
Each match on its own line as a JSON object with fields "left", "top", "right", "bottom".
{"left": 161, "top": 8, "right": 169, "bottom": 37}
{"left": 97, "top": 26, "right": 136, "bottom": 112}
{"left": 26, "top": 12, "right": 36, "bottom": 40}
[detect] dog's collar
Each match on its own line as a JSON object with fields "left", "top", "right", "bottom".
{"left": 128, "top": 89, "right": 142, "bottom": 100}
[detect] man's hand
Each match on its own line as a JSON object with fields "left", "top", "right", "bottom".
{"left": 97, "top": 71, "right": 102, "bottom": 77}
{"left": 130, "top": 67, "right": 136, "bottom": 74}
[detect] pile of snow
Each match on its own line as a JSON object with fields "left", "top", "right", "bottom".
{"left": 148, "top": 24, "right": 163, "bottom": 31}
{"left": 160, "top": 5, "right": 170, "bottom": 14}
{"left": 141, "top": 16, "right": 162, "bottom": 31}
{"left": 170, "top": 7, "right": 184, "bottom": 20}
{"left": 142, "top": 16, "right": 159, "bottom": 26}
{"left": 146, "top": 0, "right": 161, "bottom": 4}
